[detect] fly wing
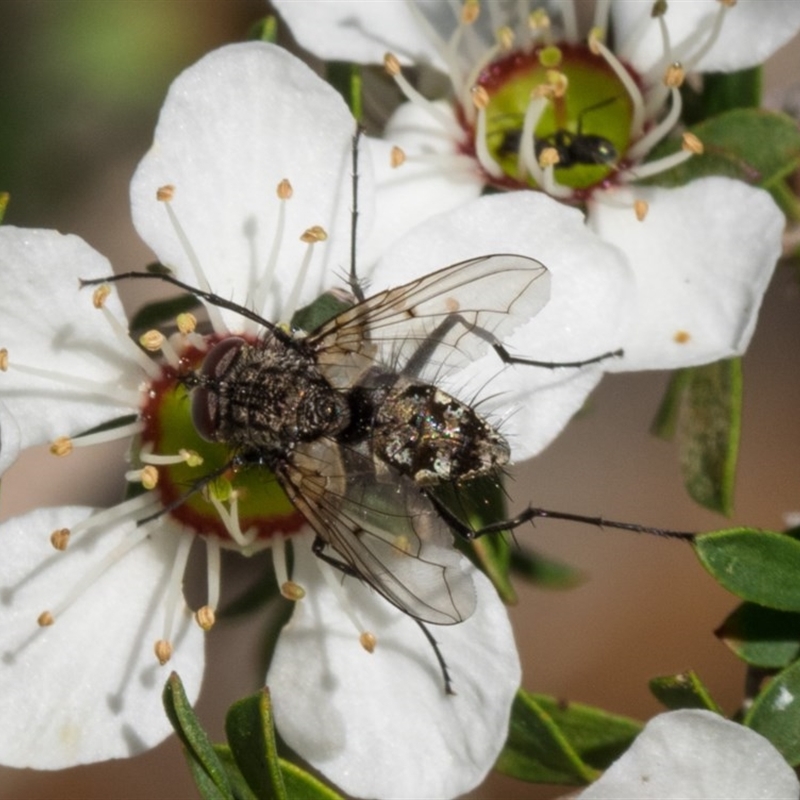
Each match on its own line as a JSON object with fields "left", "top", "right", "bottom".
{"left": 309, "top": 254, "right": 549, "bottom": 387}
{"left": 277, "top": 439, "right": 476, "bottom": 625}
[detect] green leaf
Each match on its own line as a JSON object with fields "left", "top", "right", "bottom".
{"left": 249, "top": 15, "right": 278, "bottom": 43}
{"left": 0, "top": 191, "right": 8, "bottom": 223}
{"left": 509, "top": 546, "right": 584, "bottom": 589}
{"left": 745, "top": 658, "right": 800, "bottom": 765}
{"left": 434, "top": 475, "right": 517, "bottom": 603}
{"left": 653, "top": 360, "right": 741, "bottom": 514}
{"left": 681, "top": 68, "right": 762, "bottom": 124}
{"left": 213, "top": 747, "right": 259, "bottom": 800}
{"left": 717, "top": 603, "right": 800, "bottom": 668}
{"left": 695, "top": 528, "right": 800, "bottom": 611}
{"left": 291, "top": 290, "right": 353, "bottom": 333}
{"left": 326, "top": 62, "right": 363, "bottom": 122}
{"left": 645, "top": 108, "right": 800, "bottom": 206}
{"left": 226, "top": 690, "right": 287, "bottom": 800}
{"left": 495, "top": 690, "right": 641, "bottom": 784}
{"left": 225, "top": 689, "right": 343, "bottom": 800}
{"left": 163, "top": 672, "right": 234, "bottom": 800}
{"left": 649, "top": 670, "right": 722, "bottom": 712}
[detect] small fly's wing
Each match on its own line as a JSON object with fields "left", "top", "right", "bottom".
{"left": 277, "top": 440, "right": 476, "bottom": 625}
{"left": 310, "top": 254, "right": 549, "bottom": 386}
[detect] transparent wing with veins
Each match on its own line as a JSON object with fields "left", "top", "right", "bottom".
{"left": 309, "top": 254, "right": 550, "bottom": 387}
{"left": 277, "top": 440, "right": 476, "bottom": 626}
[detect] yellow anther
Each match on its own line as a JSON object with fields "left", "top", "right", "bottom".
{"left": 195, "top": 605, "right": 216, "bottom": 631}
{"left": 546, "top": 69, "right": 568, "bottom": 98}
{"left": 538, "top": 147, "right": 561, "bottom": 168}
{"left": 37, "top": 611, "right": 55, "bottom": 627}
{"left": 634, "top": 200, "right": 650, "bottom": 221}
{"left": 461, "top": 0, "right": 480, "bottom": 25}
{"left": 384, "top": 52, "right": 401, "bottom": 77}
{"left": 176, "top": 312, "right": 197, "bottom": 335}
{"left": 497, "top": 25, "right": 514, "bottom": 51}
{"left": 674, "top": 330, "right": 692, "bottom": 344}
{"left": 471, "top": 85, "right": 490, "bottom": 111}
{"left": 92, "top": 285, "right": 111, "bottom": 309}
{"left": 154, "top": 639, "right": 173, "bottom": 665}
{"left": 277, "top": 178, "right": 293, "bottom": 200}
{"left": 681, "top": 132, "right": 704, "bottom": 155}
{"left": 180, "top": 449, "right": 204, "bottom": 468}
{"left": 588, "top": 27, "right": 604, "bottom": 55}
{"left": 390, "top": 146, "right": 406, "bottom": 168}
{"left": 664, "top": 62, "right": 685, "bottom": 88}
{"left": 139, "top": 329, "right": 165, "bottom": 352}
{"left": 280, "top": 580, "right": 307, "bottom": 601}
{"left": 0, "top": 348, "right": 7, "bottom": 371}
{"left": 529, "top": 8, "right": 550, "bottom": 30}
{"left": 50, "top": 436, "right": 73, "bottom": 457}
{"left": 156, "top": 185, "right": 175, "bottom": 202}
{"left": 140, "top": 465, "right": 159, "bottom": 490}
{"left": 50, "top": 528, "right": 71, "bottom": 551}
{"left": 300, "top": 225, "right": 328, "bottom": 244}
{"left": 360, "top": 631, "right": 377, "bottom": 653}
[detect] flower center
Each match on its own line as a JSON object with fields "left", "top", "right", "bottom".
{"left": 139, "top": 337, "right": 304, "bottom": 546}
{"left": 475, "top": 43, "right": 634, "bottom": 193}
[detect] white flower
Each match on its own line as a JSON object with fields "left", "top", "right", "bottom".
{"left": 274, "top": 0, "right": 789, "bottom": 378}
{"left": 578, "top": 709, "right": 800, "bottom": 799}
{"left": 0, "top": 41, "right": 533, "bottom": 798}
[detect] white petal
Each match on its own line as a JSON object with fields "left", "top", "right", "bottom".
{"left": 272, "top": 0, "right": 451, "bottom": 69}
{"left": 370, "top": 191, "right": 634, "bottom": 459}
{"left": 0, "top": 506, "right": 205, "bottom": 768}
{"left": 579, "top": 709, "right": 800, "bottom": 799}
{"left": 0, "top": 227, "right": 138, "bottom": 473}
{"left": 0, "top": 401, "right": 22, "bottom": 476}
{"left": 131, "top": 42, "right": 366, "bottom": 327}
{"left": 268, "top": 540, "right": 520, "bottom": 800}
{"left": 588, "top": 179, "right": 783, "bottom": 371}
{"left": 613, "top": 0, "right": 800, "bottom": 74}
{"left": 361, "top": 102, "right": 483, "bottom": 267}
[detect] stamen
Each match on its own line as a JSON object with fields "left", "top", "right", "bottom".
{"left": 176, "top": 312, "right": 197, "bottom": 335}
{"left": 195, "top": 605, "right": 215, "bottom": 631}
{"left": 471, "top": 86, "right": 504, "bottom": 179}
{"left": 250, "top": 179, "right": 291, "bottom": 335}
{"left": 68, "top": 493, "right": 162, "bottom": 542}
{"left": 518, "top": 92, "right": 550, "bottom": 184}
{"left": 49, "top": 419, "right": 145, "bottom": 456}
{"left": 125, "top": 465, "right": 159, "bottom": 490}
{"left": 528, "top": 8, "right": 553, "bottom": 45}
{"left": 540, "top": 160, "right": 574, "bottom": 200}
{"left": 593, "top": 0, "right": 612, "bottom": 32}
{"left": 589, "top": 29, "right": 647, "bottom": 138}
{"left": 627, "top": 86, "right": 683, "bottom": 161}
{"left": 139, "top": 448, "right": 203, "bottom": 467}
{"left": 205, "top": 535, "right": 221, "bottom": 612}
{"left": 459, "top": 26, "right": 513, "bottom": 117}
{"left": 138, "top": 329, "right": 180, "bottom": 368}
{"left": 282, "top": 228, "right": 327, "bottom": 323}
{"left": 0, "top": 348, "right": 7, "bottom": 371}
{"left": 360, "top": 632, "right": 377, "bottom": 653}
{"left": 93, "top": 287, "right": 162, "bottom": 380}
{"left": 272, "top": 535, "right": 307, "bottom": 601}
{"left": 383, "top": 53, "right": 464, "bottom": 139}
{"left": 39, "top": 523, "right": 153, "bottom": 627}
{"left": 404, "top": 1, "right": 465, "bottom": 93}
{"left": 621, "top": 131, "right": 700, "bottom": 181}
{"left": 207, "top": 491, "right": 259, "bottom": 550}
{"left": 316, "top": 559, "right": 375, "bottom": 648}
{"left": 390, "top": 146, "right": 406, "bottom": 168}
{"left": 634, "top": 199, "right": 650, "bottom": 221}
{"left": 681, "top": 0, "right": 730, "bottom": 73}
{"left": 158, "top": 529, "right": 195, "bottom": 663}
{"left": 50, "top": 528, "right": 71, "bottom": 551}
{"left": 156, "top": 185, "right": 227, "bottom": 335}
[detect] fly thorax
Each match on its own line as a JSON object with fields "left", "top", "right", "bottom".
{"left": 374, "top": 379, "right": 510, "bottom": 486}
{"left": 192, "top": 335, "right": 349, "bottom": 450}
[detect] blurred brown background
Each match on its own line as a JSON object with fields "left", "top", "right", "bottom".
{"left": 1, "top": 2, "right": 798, "bottom": 798}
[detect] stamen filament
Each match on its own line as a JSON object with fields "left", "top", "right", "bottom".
{"left": 160, "top": 530, "right": 195, "bottom": 648}
{"left": 159, "top": 191, "right": 227, "bottom": 335}
{"left": 620, "top": 146, "right": 693, "bottom": 182}
{"left": 139, "top": 448, "right": 203, "bottom": 467}
{"left": 205, "top": 535, "right": 221, "bottom": 612}
{"left": 56, "top": 419, "right": 145, "bottom": 450}
{"left": 316, "top": 559, "right": 372, "bottom": 642}
{"left": 207, "top": 492, "right": 258, "bottom": 550}
{"left": 405, "top": 1, "right": 465, "bottom": 93}
{"left": 681, "top": 1, "right": 728, "bottom": 73}
{"left": 519, "top": 94, "right": 549, "bottom": 182}
{"left": 98, "top": 302, "right": 162, "bottom": 380}
{"left": 627, "top": 87, "right": 682, "bottom": 161}
{"left": 557, "top": 0, "right": 579, "bottom": 43}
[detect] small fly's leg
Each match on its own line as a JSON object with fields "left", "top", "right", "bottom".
{"left": 312, "top": 535, "right": 455, "bottom": 695}
{"left": 401, "top": 311, "right": 621, "bottom": 379}
{"left": 426, "top": 491, "right": 696, "bottom": 542}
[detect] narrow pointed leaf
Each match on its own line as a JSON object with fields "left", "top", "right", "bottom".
{"left": 496, "top": 690, "right": 641, "bottom": 784}
{"left": 280, "top": 761, "right": 344, "bottom": 800}
{"left": 744, "top": 658, "right": 800, "bottom": 765}
{"left": 226, "top": 690, "right": 287, "bottom": 800}
{"left": 695, "top": 528, "right": 800, "bottom": 611}
{"left": 681, "top": 67, "right": 762, "bottom": 124}
{"left": 717, "top": 603, "right": 800, "bottom": 668}
{"left": 163, "top": 672, "right": 234, "bottom": 800}
{"left": 214, "top": 746, "right": 259, "bottom": 800}
{"left": 649, "top": 670, "right": 722, "bottom": 712}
